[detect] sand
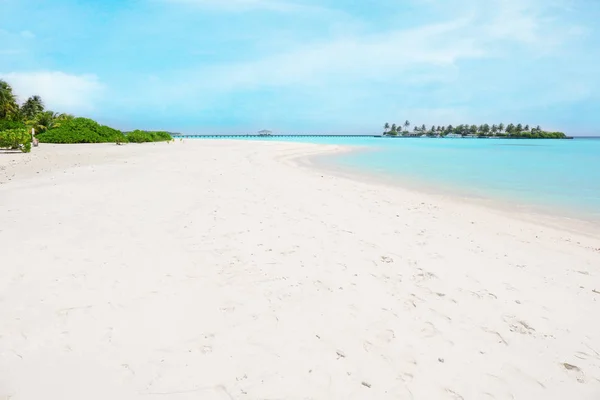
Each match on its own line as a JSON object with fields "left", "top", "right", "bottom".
{"left": 1, "top": 140, "right": 599, "bottom": 400}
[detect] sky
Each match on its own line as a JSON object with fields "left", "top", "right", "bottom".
{"left": 1, "top": 0, "right": 599, "bottom": 135}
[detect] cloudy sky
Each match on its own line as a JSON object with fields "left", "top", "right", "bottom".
{"left": 1, "top": 0, "right": 599, "bottom": 134}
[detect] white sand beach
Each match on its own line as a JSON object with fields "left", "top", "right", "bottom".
{"left": 1, "top": 140, "right": 599, "bottom": 400}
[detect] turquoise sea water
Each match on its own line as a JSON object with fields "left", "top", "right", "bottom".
{"left": 335, "top": 137, "right": 600, "bottom": 219}
{"left": 198, "top": 136, "right": 600, "bottom": 220}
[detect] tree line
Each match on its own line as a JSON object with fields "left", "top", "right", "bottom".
{"left": 1, "top": 79, "right": 74, "bottom": 133}
{"left": 1, "top": 79, "right": 173, "bottom": 147}
{"left": 383, "top": 121, "right": 566, "bottom": 139}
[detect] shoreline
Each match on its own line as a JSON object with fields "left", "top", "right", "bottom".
{"left": 1, "top": 140, "right": 599, "bottom": 400}
{"left": 181, "top": 137, "right": 600, "bottom": 235}
{"left": 292, "top": 143, "right": 600, "bottom": 238}
{"left": 3, "top": 139, "right": 599, "bottom": 242}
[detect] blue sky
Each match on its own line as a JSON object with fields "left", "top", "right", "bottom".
{"left": 1, "top": 0, "right": 599, "bottom": 134}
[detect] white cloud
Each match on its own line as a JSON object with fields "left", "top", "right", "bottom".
{"left": 161, "top": 17, "right": 482, "bottom": 99}
{"left": 158, "top": 0, "right": 578, "bottom": 100}
{"left": 114, "top": 0, "right": 589, "bottom": 132}
{"left": 0, "top": 71, "right": 105, "bottom": 113}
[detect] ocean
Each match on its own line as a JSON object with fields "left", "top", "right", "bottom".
{"left": 196, "top": 136, "right": 600, "bottom": 220}
{"left": 333, "top": 137, "right": 600, "bottom": 220}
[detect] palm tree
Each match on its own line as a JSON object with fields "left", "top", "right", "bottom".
{"left": 480, "top": 124, "right": 490, "bottom": 136}
{"left": 404, "top": 120, "right": 410, "bottom": 132}
{"left": 57, "top": 113, "right": 74, "bottom": 121}
{"left": 491, "top": 125, "right": 498, "bottom": 135}
{"left": 524, "top": 124, "right": 530, "bottom": 132}
{"left": 21, "top": 95, "right": 45, "bottom": 120}
{"left": 421, "top": 124, "right": 426, "bottom": 133}
{"left": 391, "top": 123, "right": 397, "bottom": 134}
{"left": 384, "top": 122, "right": 390, "bottom": 133}
{"left": 0, "top": 79, "right": 19, "bottom": 120}
{"left": 506, "top": 123, "right": 515, "bottom": 134}
{"left": 29, "top": 111, "right": 61, "bottom": 133}
{"left": 498, "top": 123, "right": 505, "bottom": 134}
{"left": 515, "top": 123, "right": 523, "bottom": 133}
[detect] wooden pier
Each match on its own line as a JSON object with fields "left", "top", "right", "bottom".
{"left": 174, "top": 134, "right": 381, "bottom": 139}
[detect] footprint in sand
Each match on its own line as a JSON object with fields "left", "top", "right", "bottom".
{"left": 396, "top": 356, "right": 418, "bottom": 383}
{"left": 503, "top": 315, "right": 535, "bottom": 335}
{"left": 478, "top": 289, "right": 498, "bottom": 299}
{"left": 562, "top": 363, "right": 586, "bottom": 383}
{"left": 403, "top": 293, "right": 426, "bottom": 309}
{"left": 412, "top": 268, "right": 437, "bottom": 283}
{"left": 421, "top": 321, "right": 440, "bottom": 338}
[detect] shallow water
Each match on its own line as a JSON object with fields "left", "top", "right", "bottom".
{"left": 192, "top": 136, "right": 600, "bottom": 220}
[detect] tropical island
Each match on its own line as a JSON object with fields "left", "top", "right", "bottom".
{"left": 1, "top": 79, "right": 173, "bottom": 152}
{"left": 382, "top": 121, "right": 567, "bottom": 139}
{"left": 3, "top": 76, "right": 571, "bottom": 150}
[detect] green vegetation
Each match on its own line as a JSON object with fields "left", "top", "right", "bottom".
{"left": 1, "top": 78, "right": 172, "bottom": 147}
{"left": 383, "top": 121, "right": 567, "bottom": 139}
{"left": 20, "top": 95, "right": 44, "bottom": 121}
{"left": 0, "top": 128, "right": 32, "bottom": 153}
{"left": 0, "top": 80, "right": 20, "bottom": 120}
{"left": 37, "top": 117, "right": 126, "bottom": 143}
{"left": 125, "top": 130, "right": 172, "bottom": 143}
{"left": 0, "top": 120, "right": 26, "bottom": 131}
{"left": 29, "top": 111, "right": 74, "bottom": 134}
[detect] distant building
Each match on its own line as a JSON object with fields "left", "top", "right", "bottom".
{"left": 258, "top": 130, "right": 273, "bottom": 136}
{"left": 446, "top": 133, "right": 462, "bottom": 138}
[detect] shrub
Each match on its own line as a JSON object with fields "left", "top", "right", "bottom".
{"left": 0, "top": 120, "right": 26, "bottom": 131}
{"left": 511, "top": 131, "right": 566, "bottom": 139}
{"left": 125, "top": 130, "right": 172, "bottom": 143}
{"left": 37, "top": 117, "right": 125, "bottom": 143}
{"left": 0, "top": 128, "right": 32, "bottom": 153}
{"left": 542, "top": 131, "right": 567, "bottom": 139}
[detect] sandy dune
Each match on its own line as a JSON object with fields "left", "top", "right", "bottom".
{"left": 1, "top": 140, "right": 599, "bottom": 399}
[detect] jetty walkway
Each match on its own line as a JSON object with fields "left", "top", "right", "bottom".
{"left": 175, "top": 134, "right": 380, "bottom": 139}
